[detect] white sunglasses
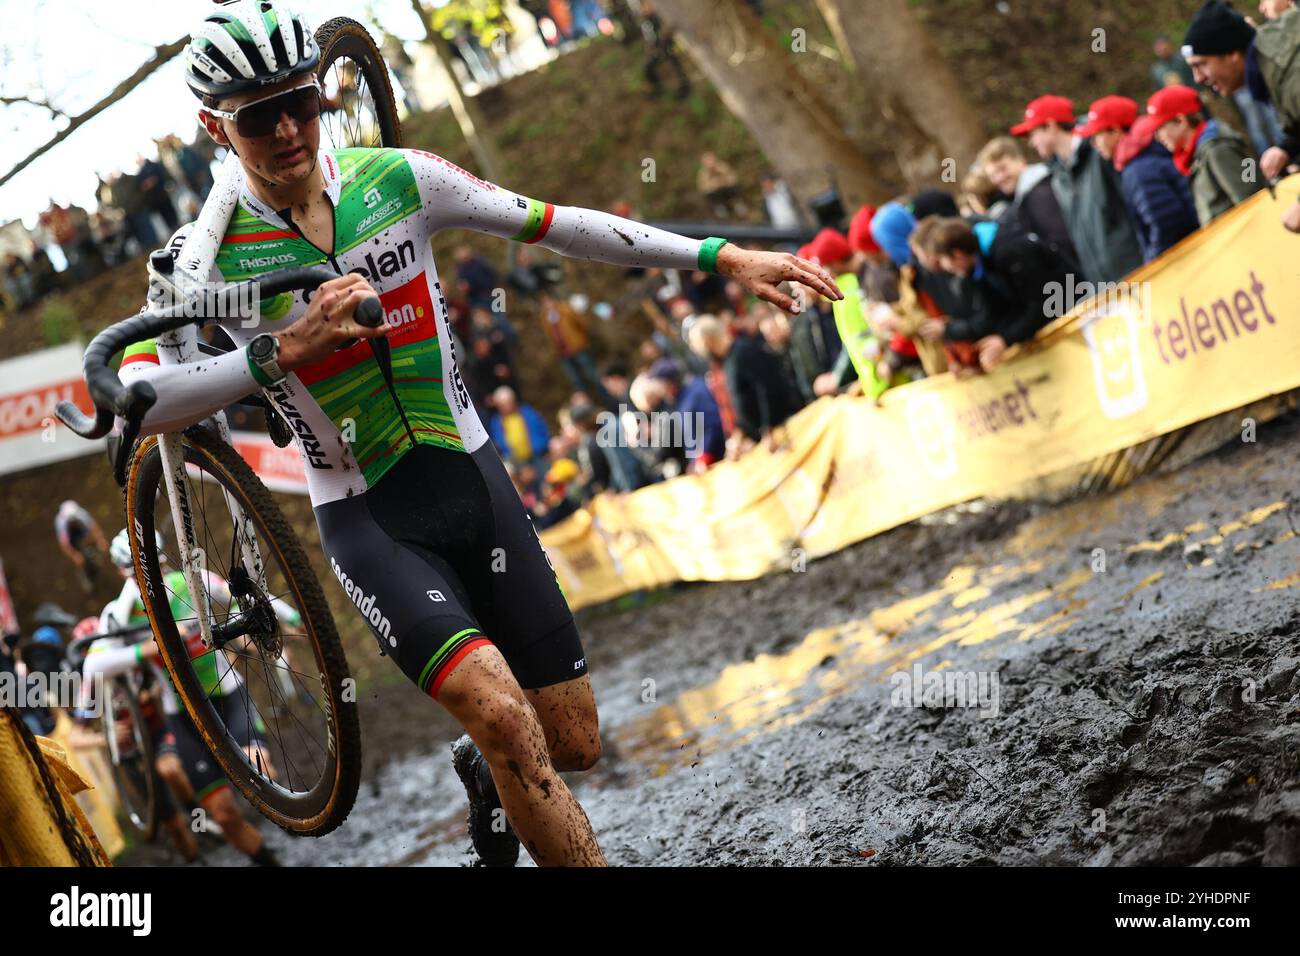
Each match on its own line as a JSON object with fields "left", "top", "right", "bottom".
{"left": 204, "top": 79, "right": 323, "bottom": 137}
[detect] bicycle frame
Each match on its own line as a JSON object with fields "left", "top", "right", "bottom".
{"left": 149, "top": 152, "right": 268, "bottom": 655}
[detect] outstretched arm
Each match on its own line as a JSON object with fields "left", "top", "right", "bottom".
{"left": 409, "top": 149, "right": 841, "bottom": 314}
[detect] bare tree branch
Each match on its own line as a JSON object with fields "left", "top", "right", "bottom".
{"left": 0, "top": 36, "right": 189, "bottom": 189}
{"left": 0, "top": 94, "right": 64, "bottom": 115}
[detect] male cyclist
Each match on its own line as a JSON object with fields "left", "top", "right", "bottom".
{"left": 91, "top": 529, "right": 294, "bottom": 865}
{"left": 54, "top": 499, "right": 109, "bottom": 592}
{"left": 120, "top": 0, "right": 840, "bottom": 866}
{"left": 73, "top": 614, "right": 203, "bottom": 862}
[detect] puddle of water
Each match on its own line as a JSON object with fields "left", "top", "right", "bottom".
{"left": 612, "top": 493, "right": 1297, "bottom": 774}
{"left": 1259, "top": 571, "right": 1300, "bottom": 592}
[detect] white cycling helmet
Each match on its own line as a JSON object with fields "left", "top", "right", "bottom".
{"left": 185, "top": 1, "right": 320, "bottom": 107}
{"left": 110, "top": 529, "right": 165, "bottom": 570}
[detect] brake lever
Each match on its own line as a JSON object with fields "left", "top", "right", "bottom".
{"left": 354, "top": 296, "right": 395, "bottom": 393}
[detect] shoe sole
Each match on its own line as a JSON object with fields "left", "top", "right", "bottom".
{"left": 451, "top": 735, "right": 520, "bottom": 867}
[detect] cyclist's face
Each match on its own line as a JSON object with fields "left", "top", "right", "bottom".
{"left": 203, "top": 76, "right": 320, "bottom": 185}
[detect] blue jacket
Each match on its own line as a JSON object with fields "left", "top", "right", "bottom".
{"left": 489, "top": 404, "right": 550, "bottom": 462}
{"left": 1120, "top": 141, "right": 1199, "bottom": 263}
{"left": 677, "top": 376, "right": 726, "bottom": 462}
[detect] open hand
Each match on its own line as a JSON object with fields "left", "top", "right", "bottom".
{"left": 1261, "top": 146, "right": 1290, "bottom": 182}
{"left": 716, "top": 244, "right": 842, "bottom": 315}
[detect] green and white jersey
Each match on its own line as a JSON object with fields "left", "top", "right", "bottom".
{"left": 120, "top": 147, "right": 711, "bottom": 505}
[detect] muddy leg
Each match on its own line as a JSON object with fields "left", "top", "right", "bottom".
{"left": 524, "top": 675, "right": 601, "bottom": 772}
{"left": 436, "top": 644, "right": 606, "bottom": 866}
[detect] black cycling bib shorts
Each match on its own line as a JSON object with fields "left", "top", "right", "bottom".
{"left": 315, "top": 442, "right": 587, "bottom": 698}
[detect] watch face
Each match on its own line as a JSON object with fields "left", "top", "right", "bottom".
{"left": 252, "top": 335, "right": 274, "bottom": 360}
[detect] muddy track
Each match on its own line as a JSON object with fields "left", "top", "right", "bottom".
{"left": 123, "top": 410, "right": 1300, "bottom": 867}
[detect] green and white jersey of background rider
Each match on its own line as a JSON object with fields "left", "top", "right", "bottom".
{"left": 132, "top": 145, "right": 702, "bottom": 506}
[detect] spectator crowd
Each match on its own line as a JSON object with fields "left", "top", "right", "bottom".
{"left": 1, "top": 133, "right": 217, "bottom": 312}
{"left": 8, "top": 1, "right": 1299, "bottom": 533}
{"left": 482, "top": 1, "right": 1300, "bottom": 531}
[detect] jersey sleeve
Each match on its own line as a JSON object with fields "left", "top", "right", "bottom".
{"left": 82, "top": 643, "right": 142, "bottom": 683}
{"left": 406, "top": 148, "right": 711, "bottom": 272}
{"left": 117, "top": 223, "right": 266, "bottom": 435}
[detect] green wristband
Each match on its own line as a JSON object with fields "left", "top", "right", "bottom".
{"left": 698, "top": 236, "right": 728, "bottom": 273}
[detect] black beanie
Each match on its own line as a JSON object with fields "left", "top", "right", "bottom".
{"left": 1182, "top": 1, "right": 1256, "bottom": 56}
{"left": 909, "top": 190, "right": 960, "bottom": 221}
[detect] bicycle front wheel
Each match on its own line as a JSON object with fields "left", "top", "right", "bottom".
{"left": 103, "top": 677, "right": 158, "bottom": 842}
{"left": 124, "top": 425, "right": 360, "bottom": 836}
{"left": 316, "top": 17, "right": 402, "bottom": 150}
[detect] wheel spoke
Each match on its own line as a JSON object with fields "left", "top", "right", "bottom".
{"left": 136, "top": 432, "right": 346, "bottom": 825}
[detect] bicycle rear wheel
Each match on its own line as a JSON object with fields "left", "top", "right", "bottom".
{"left": 315, "top": 17, "right": 402, "bottom": 149}
{"left": 103, "top": 676, "right": 158, "bottom": 842}
{"left": 125, "top": 425, "right": 360, "bottom": 836}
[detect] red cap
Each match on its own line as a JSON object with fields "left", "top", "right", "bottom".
{"left": 847, "top": 205, "right": 881, "bottom": 254}
{"left": 808, "top": 228, "right": 852, "bottom": 265}
{"left": 1010, "top": 95, "right": 1075, "bottom": 135}
{"left": 797, "top": 243, "right": 817, "bottom": 262}
{"left": 1076, "top": 95, "right": 1138, "bottom": 137}
{"left": 1146, "top": 85, "right": 1203, "bottom": 127}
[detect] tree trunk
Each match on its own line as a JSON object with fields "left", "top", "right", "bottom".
{"left": 409, "top": 0, "right": 504, "bottom": 185}
{"left": 816, "top": 0, "right": 986, "bottom": 180}
{"left": 651, "top": 0, "right": 884, "bottom": 213}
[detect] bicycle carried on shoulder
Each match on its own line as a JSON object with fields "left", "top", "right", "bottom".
{"left": 54, "top": 15, "right": 403, "bottom": 836}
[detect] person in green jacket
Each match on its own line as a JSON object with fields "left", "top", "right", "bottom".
{"left": 1180, "top": 0, "right": 1300, "bottom": 229}
{"left": 806, "top": 228, "right": 892, "bottom": 400}
{"left": 1148, "top": 85, "right": 1263, "bottom": 224}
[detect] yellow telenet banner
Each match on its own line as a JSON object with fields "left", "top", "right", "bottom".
{"left": 540, "top": 178, "right": 1300, "bottom": 611}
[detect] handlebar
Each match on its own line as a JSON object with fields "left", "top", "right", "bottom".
{"left": 55, "top": 266, "right": 385, "bottom": 442}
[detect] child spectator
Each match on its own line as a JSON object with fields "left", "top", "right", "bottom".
{"left": 755, "top": 306, "right": 811, "bottom": 413}
{"left": 534, "top": 459, "right": 581, "bottom": 529}
{"left": 960, "top": 168, "right": 1006, "bottom": 218}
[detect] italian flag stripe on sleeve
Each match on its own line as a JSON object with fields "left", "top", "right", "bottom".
{"left": 121, "top": 341, "right": 160, "bottom": 366}
{"left": 513, "top": 197, "right": 555, "bottom": 244}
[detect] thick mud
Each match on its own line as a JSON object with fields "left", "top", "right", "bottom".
{"left": 126, "top": 410, "right": 1300, "bottom": 867}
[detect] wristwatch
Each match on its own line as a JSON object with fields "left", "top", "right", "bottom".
{"left": 247, "top": 333, "right": 286, "bottom": 386}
